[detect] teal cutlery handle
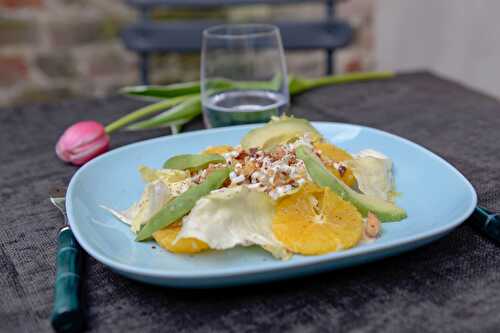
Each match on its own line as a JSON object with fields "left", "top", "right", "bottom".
{"left": 468, "top": 206, "right": 500, "bottom": 243}
{"left": 51, "top": 228, "right": 84, "bottom": 333}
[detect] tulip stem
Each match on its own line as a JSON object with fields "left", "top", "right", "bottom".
{"left": 289, "top": 71, "right": 395, "bottom": 95}
{"left": 104, "top": 95, "right": 192, "bottom": 134}
{"left": 306, "top": 71, "right": 394, "bottom": 89}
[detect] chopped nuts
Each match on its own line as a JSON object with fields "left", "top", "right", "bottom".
{"left": 338, "top": 165, "right": 347, "bottom": 177}
{"left": 242, "top": 161, "right": 257, "bottom": 176}
{"left": 365, "top": 212, "right": 381, "bottom": 238}
{"left": 190, "top": 137, "right": 312, "bottom": 199}
{"left": 271, "top": 147, "right": 286, "bottom": 160}
{"left": 235, "top": 150, "right": 248, "bottom": 160}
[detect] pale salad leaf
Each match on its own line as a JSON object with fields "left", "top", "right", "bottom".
{"left": 101, "top": 180, "right": 172, "bottom": 232}
{"left": 347, "top": 149, "right": 395, "bottom": 201}
{"left": 139, "top": 165, "right": 192, "bottom": 196}
{"left": 104, "top": 166, "right": 192, "bottom": 233}
{"left": 139, "top": 165, "right": 189, "bottom": 183}
{"left": 129, "top": 180, "right": 172, "bottom": 233}
{"left": 176, "top": 186, "right": 290, "bottom": 259}
{"left": 100, "top": 205, "right": 134, "bottom": 225}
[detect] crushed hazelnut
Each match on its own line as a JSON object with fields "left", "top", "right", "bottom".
{"left": 365, "top": 212, "right": 381, "bottom": 238}
{"left": 338, "top": 165, "right": 347, "bottom": 177}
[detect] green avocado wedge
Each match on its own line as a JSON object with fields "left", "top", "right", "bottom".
{"left": 240, "top": 116, "right": 322, "bottom": 151}
{"left": 135, "top": 167, "right": 231, "bottom": 241}
{"left": 296, "top": 146, "right": 407, "bottom": 222}
{"left": 163, "top": 153, "right": 225, "bottom": 171}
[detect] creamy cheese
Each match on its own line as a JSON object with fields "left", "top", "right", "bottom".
{"left": 349, "top": 149, "right": 394, "bottom": 201}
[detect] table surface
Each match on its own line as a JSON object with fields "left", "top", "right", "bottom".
{"left": 1, "top": 72, "right": 500, "bottom": 333}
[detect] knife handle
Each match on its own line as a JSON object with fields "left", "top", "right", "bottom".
{"left": 51, "top": 227, "right": 84, "bottom": 333}
{"left": 468, "top": 206, "right": 500, "bottom": 243}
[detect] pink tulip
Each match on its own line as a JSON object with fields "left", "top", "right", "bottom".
{"left": 56, "top": 121, "right": 110, "bottom": 166}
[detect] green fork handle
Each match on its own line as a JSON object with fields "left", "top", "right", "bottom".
{"left": 50, "top": 228, "right": 84, "bottom": 333}
{"left": 468, "top": 206, "right": 500, "bottom": 243}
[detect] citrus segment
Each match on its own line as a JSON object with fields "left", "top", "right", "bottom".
{"left": 202, "top": 145, "right": 233, "bottom": 155}
{"left": 272, "top": 183, "right": 363, "bottom": 255}
{"left": 153, "top": 222, "right": 209, "bottom": 254}
{"left": 314, "top": 142, "right": 356, "bottom": 187}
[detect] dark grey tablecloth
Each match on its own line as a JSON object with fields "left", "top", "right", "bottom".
{"left": 1, "top": 72, "right": 499, "bottom": 333}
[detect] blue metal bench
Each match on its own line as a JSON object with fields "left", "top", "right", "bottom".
{"left": 122, "top": 0, "right": 353, "bottom": 84}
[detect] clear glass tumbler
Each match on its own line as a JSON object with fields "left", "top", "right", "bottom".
{"left": 201, "top": 24, "right": 289, "bottom": 128}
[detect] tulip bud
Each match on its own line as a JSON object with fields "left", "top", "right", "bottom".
{"left": 56, "top": 121, "right": 110, "bottom": 166}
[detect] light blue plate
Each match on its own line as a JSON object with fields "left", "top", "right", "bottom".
{"left": 67, "top": 122, "right": 477, "bottom": 288}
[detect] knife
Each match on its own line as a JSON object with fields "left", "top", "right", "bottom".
{"left": 49, "top": 186, "right": 84, "bottom": 333}
{"left": 468, "top": 206, "right": 500, "bottom": 244}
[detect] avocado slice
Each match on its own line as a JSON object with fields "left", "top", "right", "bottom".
{"left": 241, "top": 116, "right": 322, "bottom": 150}
{"left": 163, "top": 153, "right": 225, "bottom": 171}
{"left": 296, "top": 146, "right": 407, "bottom": 222}
{"left": 135, "top": 167, "right": 231, "bottom": 241}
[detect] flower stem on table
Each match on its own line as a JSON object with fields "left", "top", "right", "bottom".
{"left": 105, "top": 95, "right": 193, "bottom": 134}
{"left": 125, "top": 96, "right": 201, "bottom": 131}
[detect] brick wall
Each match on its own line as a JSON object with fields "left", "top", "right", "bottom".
{"left": 0, "top": 0, "right": 374, "bottom": 107}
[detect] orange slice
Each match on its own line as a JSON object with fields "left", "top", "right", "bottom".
{"left": 153, "top": 222, "right": 209, "bottom": 254}
{"left": 202, "top": 145, "right": 233, "bottom": 155}
{"left": 313, "top": 141, "right": 356, "bottom": 187}
{"left": 272, "top": 183, "right": 363, "bottom": 255}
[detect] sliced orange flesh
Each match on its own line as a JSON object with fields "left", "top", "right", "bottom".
{"left": 313, "top": 141, "right": 356, "bottom": 187}
{"left": 272, "top": 183, "right": 363, "bottom": 255}
{"left": 202, "top": 145, "right": 234, "bottom": 155}
{"left": 153, "top": 222, "right": 209, "bottom": 254}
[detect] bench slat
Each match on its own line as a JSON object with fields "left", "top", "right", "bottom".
{"left": 122, "top": 20, "right": 352, "bottom": 53}
{"left": 127, "top": 0, "right": 328, "bottom": 8}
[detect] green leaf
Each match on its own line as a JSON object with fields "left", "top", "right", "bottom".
{"left": 114, "top": 72, "right": 395, "bottom": 132}
{"left": 119, "top": 82, "right": 201, "bottom": 101}
{"left": 104, "top": 96, "right": 190, "bottom": 134}
{"left": 169, "top": 117, "right": 193, "bottom": 135}
{"left": 120, "top": 77, "right": 282, "bottom": 101}
{"left": 126, "top": 96, "right": 202, "bottom": 131}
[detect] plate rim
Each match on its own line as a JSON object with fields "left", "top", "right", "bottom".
{"left": 67, "top": 122, "right": 477, "bottom": 279}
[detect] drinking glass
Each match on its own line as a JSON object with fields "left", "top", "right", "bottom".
{"left": 201, "top": 24, "right": 289, "bottom": 128}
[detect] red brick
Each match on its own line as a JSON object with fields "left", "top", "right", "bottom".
{"left": 35, "top": 52, "right": 76, "bottom": 78}
{"left": 87, "top": 54, "right": 129, "bottom": 78}
{"left": 48, "top": 17, "right": 126, "bottom": 48}
{"left": 344, "top": 56, "right": 363, "bottom": 73}
{"left": 0, "top": 55, "right": 29, "bottom": 86}
{"left": 49, "top": 20, "right": 101, "bottom": 47}
{"left": 0, "top": 0, "right": 43, "bottom": 8}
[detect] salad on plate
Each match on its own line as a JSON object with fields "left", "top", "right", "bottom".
{"left": 103, "top": 116, "right": 407, "bottom": 260}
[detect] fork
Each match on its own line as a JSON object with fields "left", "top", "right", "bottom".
{"left": 469, "top": 206, "right": 500, "bottom": 243}
{"left": 49, "top": 186, "right": 84, "bottom": 333}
